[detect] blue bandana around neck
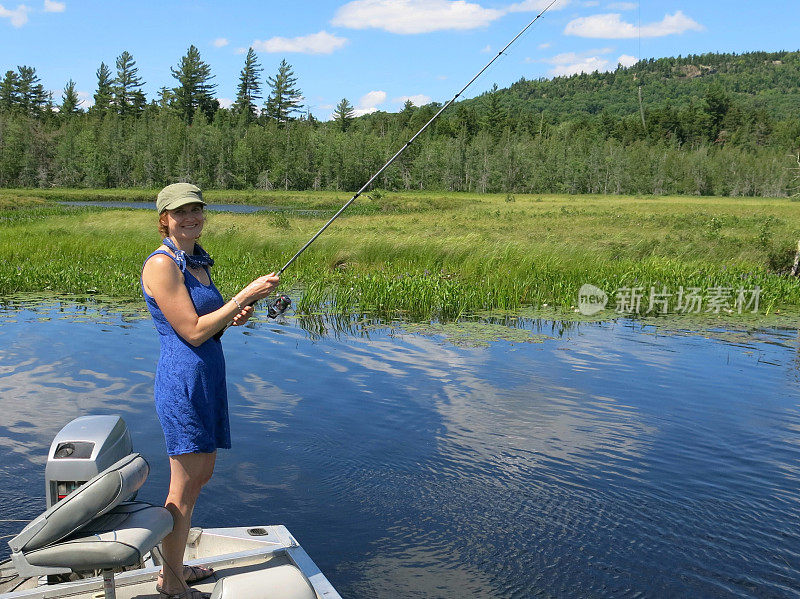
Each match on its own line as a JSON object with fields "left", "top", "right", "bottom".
{"left": 162, "top": 237, "right": 214, "bottom": 272}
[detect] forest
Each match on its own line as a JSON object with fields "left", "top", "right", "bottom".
{"left": 0, "top": 47, "right": 798, "bottom": 196}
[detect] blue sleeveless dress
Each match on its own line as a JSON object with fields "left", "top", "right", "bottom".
{"left": 142, "top": 250, "right": 231, "bottom": 456}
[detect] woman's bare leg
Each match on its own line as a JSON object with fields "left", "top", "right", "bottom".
{"left": 160, "top": 451, "right": 216, "bottom": 593}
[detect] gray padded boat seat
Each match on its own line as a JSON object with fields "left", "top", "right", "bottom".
{"left": 22, "top": 502, "right": 173, "bottom": 572}
{"left": 8, "top": 453, "right": 173, "bottom": 578}
{"left": 210, "top": 566, "right": 316, "bottom": 599}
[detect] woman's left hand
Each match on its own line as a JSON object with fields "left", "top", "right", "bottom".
{"left": 231, "top": 305, "right": 254, "bottom": 326}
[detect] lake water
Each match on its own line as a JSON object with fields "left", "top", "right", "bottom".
{"left": 58, "top": 201, "right": 326, "bottom": 215}
{"left": 1, "top": 299, "right": 799, "bottom": 598}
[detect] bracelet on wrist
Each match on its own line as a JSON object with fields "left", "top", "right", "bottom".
{"left": 231, "top": 297, "right": 243, "bottom": 311}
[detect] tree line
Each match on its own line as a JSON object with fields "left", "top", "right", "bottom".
{"left": 0, "top": 48, "right": 797, "bottom": 196}
{"left": 0, "top": 46, "right": 306, "bottom": 125}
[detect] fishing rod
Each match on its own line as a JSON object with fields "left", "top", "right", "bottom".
{"left": 247, "top": 0, "right": 560, "bottom": 323}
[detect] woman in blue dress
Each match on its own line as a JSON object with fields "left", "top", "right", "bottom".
{"left": 141, "top": 183, "right": 279, "bottom": 599}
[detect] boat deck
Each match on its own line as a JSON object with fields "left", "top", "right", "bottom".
{"left": 1, "top": 526, "right": 340, "bottom": 599}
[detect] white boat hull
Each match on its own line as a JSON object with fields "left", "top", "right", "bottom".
{"left": 1, "top": 525, "right": 341, "bottom": 599}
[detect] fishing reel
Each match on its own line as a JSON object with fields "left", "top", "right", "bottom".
{"left": 213, "top": 294, "right": 291, "bottom": 341}
{"left": 267, "top": 294, "right": 292, "bottom": 319}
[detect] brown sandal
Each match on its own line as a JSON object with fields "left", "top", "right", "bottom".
{"left": 157, "top": 565, "right": 215, "bottom": 593}
{"left": 184, "top": 565, "right": 215, "bottom": 584}
{"left": 157, "top": 587, "right": 210, "bottom": 599}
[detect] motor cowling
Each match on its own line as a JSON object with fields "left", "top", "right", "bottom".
{"left": 44, "top": 415, "right": 133, "bottom": 508}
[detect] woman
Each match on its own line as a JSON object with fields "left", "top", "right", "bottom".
{"left": 141, "top": 183, "right": 279, "bottom": 599}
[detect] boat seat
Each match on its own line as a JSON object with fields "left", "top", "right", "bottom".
{"left": 19, "top": 502, "right": 172, "bottom": 573}
{"left": 210, "top": 565, "right": 316, "bottom": 599}
{"left": 8, "top": 453, "right": 173, "bottom": 580}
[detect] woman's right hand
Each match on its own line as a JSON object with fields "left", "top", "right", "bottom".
{"left": 239, "top": 272, "right": 280, "bottom": 304}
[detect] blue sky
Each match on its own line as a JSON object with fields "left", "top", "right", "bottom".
{"left": 1, "top": 0, "right": 797, "bottom": 119}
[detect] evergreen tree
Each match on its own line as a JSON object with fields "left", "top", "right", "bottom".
{"left": 171, "top": 45, "right": 218, "bottom": 123}
{"left": 60, "top": 79, "right": 82, "bottom": 115}
{"left": 233, "top": 47, "right": 263, "bottom": 120}
{"left": 0, "top": 70, "right": 20, "bottom": 112}
{"left": 16, "top": 66, "right": 48, "bottom": 116}
{"left": 332, "top": 97, "right": 354, "bottom": 132}
{"left": 92, "top": 62, "right": 114, "bottom": 115}
{"left": 399, "top": 99, "right": 415, "bottom": 128}
{"left": 484, "top": 83, "right": 505, "bottom": 134}
{"left": 703, "top": 83, "right": 731, "bottom": 143}
{"left": 264, "top": 59, "right": 302, "bottom": 125}
{"left": 157, "top": 86, "right": 175, "bottom": 109}
{"left": 113, "top": 51, "right": 145, "bottom": 117}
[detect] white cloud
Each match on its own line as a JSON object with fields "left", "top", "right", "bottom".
{"left": 78, "top": 90, "right": 92, "bottom": 107}
{"left": 551, "top": 55, "right": 610, "bottom": 76}
{"left": 0, "top": 3, "right": 30, "bottom": 27}
{"left": 353, "top": 90, "right": 386, "bottom": 116}
{"left": 43, "top": 0, "right": 64, "bottom": 12}
{"left": 540, "top": 49, "right": 638, "bottom": 76}
{"left": 481, "top": 44, "right": 492, "bottom": 53}
{"left": 394, "top": 94, "right": 431, "bottom": 107}
{"left": 213, "top": 37, "right": 229, "bottom": 48}
{"left": 507, "top": 0, "right": 570, "bottom": 13}
{"left": 538, "top": 42, "right": 551, "bottom": 49}
{"left": 565, "top": 10, "right": 704, "bottom": 38}
{"left": 606, "top": 1, "right": 637, "bottom": 9}
{"left": 234, "top": 47, "right": 247, "bottom": 55}
{"left": 217, "top": 97, "right": 234, "bottom": 109}
{"left": 538, "top": 48, "right": 619, "bottom": 76}
{"left": 332, "top": 0, "right": 503, "bottom": 34}
{"left": 252, "top": 31, "right": 347, "bottom": 55}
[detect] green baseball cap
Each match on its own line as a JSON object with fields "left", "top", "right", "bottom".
{"left": 156, "top": 183, "right": 206, "bottom": 213}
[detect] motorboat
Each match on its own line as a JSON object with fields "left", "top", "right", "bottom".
{"left": 0, "top": 415, "right": 341, "bottom": 599}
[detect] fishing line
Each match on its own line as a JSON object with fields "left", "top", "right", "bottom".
{"left": 277, "top": 0, "right": 560, "bottom": 278}
{"left": 218, "top": 0, "right": 560, "bottom": 332}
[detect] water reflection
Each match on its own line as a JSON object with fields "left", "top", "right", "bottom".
{"left": 1, "top": 300, "right": 800, "bottom": 598}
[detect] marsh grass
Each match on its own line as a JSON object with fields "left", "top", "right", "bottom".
{"left": 1, "top": 190, "right": 800, "bottom": 321}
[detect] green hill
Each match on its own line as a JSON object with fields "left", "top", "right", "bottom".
{"left": 485, "top": 51, "right": 800, "bottom": 122}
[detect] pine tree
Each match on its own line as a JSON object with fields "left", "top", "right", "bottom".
{"left": 399, "top": 99, "right": 415, "bottom": 128}
{"left": 60, "top": 79, "right": 82, "bottom": 114}
{"left": 332, "top": 97, "right": 354, "bottom": 132}
{"left": 703, "top": 83, "right": 731, "bottom": 143}
{"left": 0, "top": 70, "right": 20, "bottom": 112}
{"left": 92, "top": 62, "right": 113, "bottom": 115}
{"left": 483, "top": 83, "right": 504, "bottom": 134}
{"left": 264, "top": 59, "right": 302, "bottom": 125}
{"left": 171, "top": 44, "right": 218, "bottom": 123}
{"left": 157, "top": 86, "right": 175, "bottom": 109}
{"left": 113, "top": 51, "right": 145, "bottom": 117}
{"left": 16, "top": 66, "right": 48, "bottom": 116}
{"left": 233, "top": 47, "right": 263, "bottom": 121}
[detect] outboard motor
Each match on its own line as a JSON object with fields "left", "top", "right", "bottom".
{"left": 7, "top": 415, "right": 172, "bottom": 599}
{"left": 44, "top": 415, "right": 133, "bottom": 508}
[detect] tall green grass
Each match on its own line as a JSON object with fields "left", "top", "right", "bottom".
{"left": 1, "top": 191, "right": 799, "bottom": 320}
